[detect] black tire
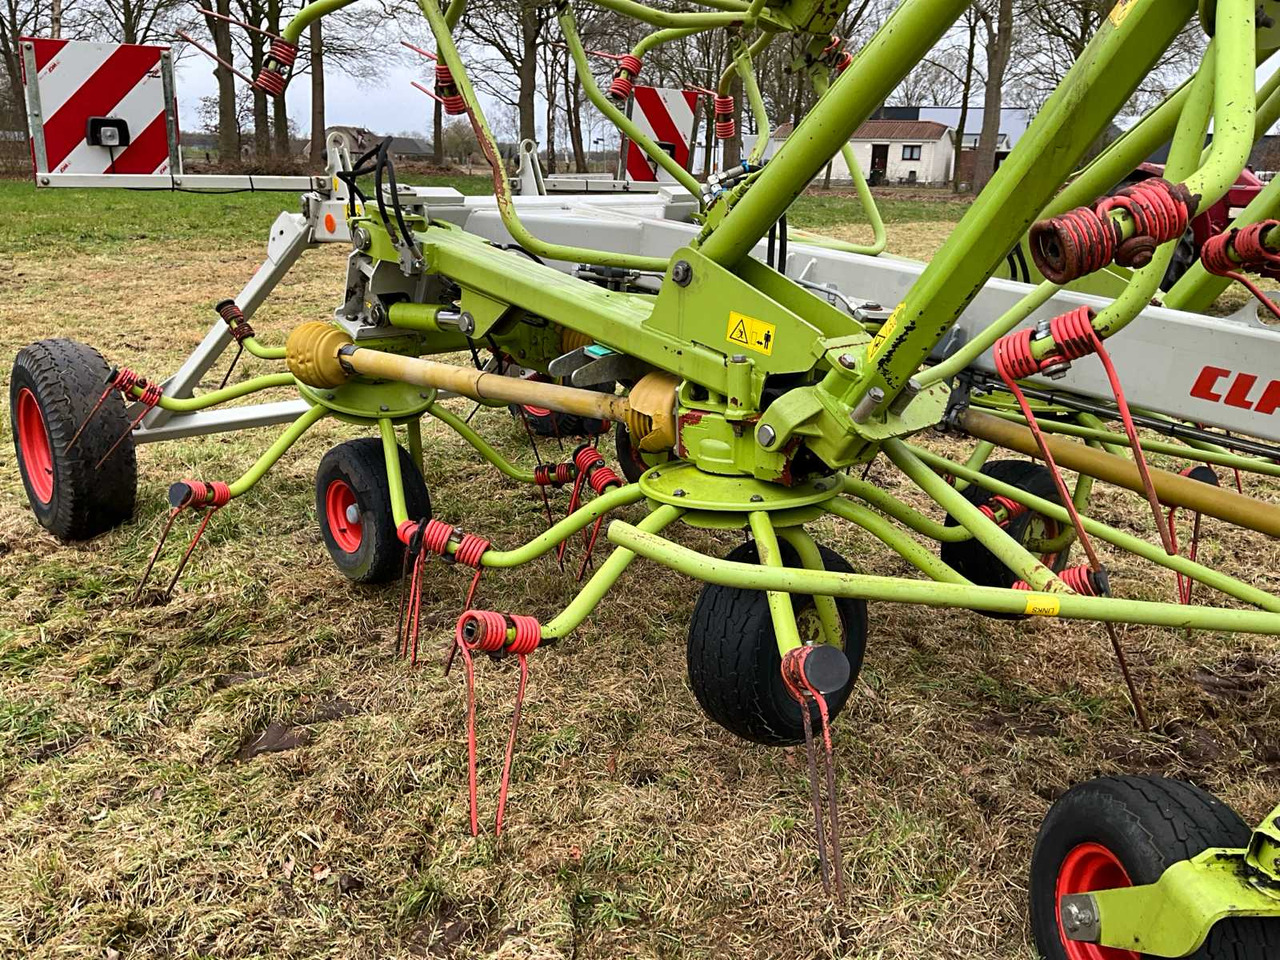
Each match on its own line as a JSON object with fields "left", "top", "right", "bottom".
{"left": 1030, "top": 775, "right": 1279, "bottom": 960}
{"left": 507, "top": 372, "right": 608, "bottom": 439}
{"left": 941, "top": 459, "right": 1070, "bottom": 619}
{"left": 614, "top": 419, "right": 671, "bottom": 485}
{"left": 315, "top": 438, "right": 431, "bottom": 584}
{"left": 1160, "top": 226, "right": 1199, "bottom": 292}
{"left": 10, "top": 339, "right": 137, "bottom": 541}
{"left": 687, "top": 540, "right": 868, "bottom": 746}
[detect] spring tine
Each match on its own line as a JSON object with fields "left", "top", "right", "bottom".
{"left": 1104, "top": 622, "right": 1149, "bottom": 731}
{"left": 66, "top": 386, "right": 114, "bottom": 453}
{"left": 94, "top": 403, "right": 150, "bottom": 470}
{"left": 132, "top": 507, "right": 184, "bottom": 602}
{"left": 494, "top": 653, "right": 529, "bottom": 836}
{"left": 816, "top": 699, "right": 846, "bottom": 903}
{"left": 799, "top": 696, "right": 832, "bottom": 896}
{"left": 163, "top": 506, "right": 219, "bottom": 598}
{"left": 396, "top": 547, "right": 412, "bottom": 657}
{"left": 218, "top": 342, "right": 244, "bottom": 390}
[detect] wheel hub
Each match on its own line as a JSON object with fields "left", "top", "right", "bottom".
{"left": 325, "top": 479, "right": 363, "bottom": 552}
{"left": 16, "top": 388, "right": 54, "bottom": 505}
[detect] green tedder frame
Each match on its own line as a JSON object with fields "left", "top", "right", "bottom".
{"left": 16, "top": 0, "right": 1280, "bottom": 944}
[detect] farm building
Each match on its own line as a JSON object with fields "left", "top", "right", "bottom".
{"left": 754, "top": 118, "right": 955, "bottom": 185}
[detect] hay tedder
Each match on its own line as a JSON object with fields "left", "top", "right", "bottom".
{"left": 12, "top": 0, "right": 1280, "bottom": 950}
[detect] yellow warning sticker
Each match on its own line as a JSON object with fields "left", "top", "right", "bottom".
{"left": 867, "top": 304, "right": 902, "bottom": 358}
{"left": 1024, "top": 595, "right": 1062, "bottom": 617}
{"left": 1109, "top": 0, "right": 1137, "bottom": 27}
{"left": 726, "top": 311, "right": 776, "bottom": 356}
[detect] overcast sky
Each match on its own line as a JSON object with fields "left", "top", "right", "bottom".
{"left": 174, "top": 56, "right": 444, "bottom": 139}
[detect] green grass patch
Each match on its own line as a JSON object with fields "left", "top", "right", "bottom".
{"left": 0, "top": 174, "right": 494, "bottom": 254}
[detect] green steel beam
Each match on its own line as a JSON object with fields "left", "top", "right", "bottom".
{"left": 227, "top": 403, "right": 328, "bottom": 499}
{"left": 605, "top": 520, "right": 1280, "bottom": 632}
{"left": 907, "top": 443, "right": 1280, "bottom": 612}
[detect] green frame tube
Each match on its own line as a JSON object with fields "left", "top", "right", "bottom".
{"left": 697, "top": 0, "right": 971, "bottom": 268}
{"left": 228, "top": 403, "right": 328, "bottom": 498}
{"left": 748, "top": 510, "right": 802, "bottom": 653}
{"left": 425, "top": 401, "right": 536, "bottom": 483}
{"left": 824, "top": 497, "right": 970, "bottom": 584}
{"left": 541, "top": 503, "right": 683, "bottom": 639}
{"left": 606, "top": 521, "right": 1280, "bottom": 633}
{"left": 132, "top": 372, "right": 295, "bottom": 412}
{"left": 417, "top": 0, "right": 673, "bottom": 271}
{"left": 840, "top": 476, "right": 974, "bottom": 543}
{"left": 884, "top": 438, "right": 1061, "bottom": 590}
{"left": 560, "top": 8, "right": 704, "bottom": 200}
{"left": 908, "top": 443, "right": 1280, "bottom": 612}
{"left": 777, "top": 525, "right": 848, "bottom": 648}
{"left": 804, "top": 70, "right": 888, "bottom": 257}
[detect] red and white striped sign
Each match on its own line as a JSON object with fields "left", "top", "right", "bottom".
{"left": 22, "top": 38, "right": 174, "bottom": 176}
{"left": 625, "top": 86, "right": 700, "bottom": 183}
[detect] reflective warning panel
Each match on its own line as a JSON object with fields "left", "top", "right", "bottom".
{"left": 726, "top": 311, "right": 776, "bottom": 356}
{"left": 21, "top": 37, "right": 176, "bottom": 176}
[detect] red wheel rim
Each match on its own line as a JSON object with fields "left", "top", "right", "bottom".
{"left": 1055, "top": 842, "right": 1139, "bottom": 960}
{"left": 16, "top": 388, "right": 54, "bottom": 505}
{"left": 324, "top": 479, "right": 362, "bottom": 552}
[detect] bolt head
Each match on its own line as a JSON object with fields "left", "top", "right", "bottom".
{"left": 731, "top": 353, "right": 747, "bottom": 363}
{"left": 458, "top": 312, "right": 476, "bottom": 335}
{"left": 749, "top": 493, "right": 764, "bottom": 502}
{"left": 671, "top": 260, "right": 693, "bottom": 286}
{"left": 380, "top": 404, "right": 389, "bottom": 412}
{"left": 345, "top": 504, "right": 360, "bottom": 524}
{"left": 672, "top": 488, "right": 686, "bottom": 497}
{"left": 757, "top": 424, "right": 777, "bottom": 448}
{"left": 838, "top": 353, "right": 856, "bottom": 370}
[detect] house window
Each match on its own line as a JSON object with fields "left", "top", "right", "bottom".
{"left": 902, "top": 144, "right": 922, "bottom": 161}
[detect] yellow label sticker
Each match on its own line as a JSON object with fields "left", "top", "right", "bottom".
{"left": 1109, "top": 0, "right": 1137, "bottom": 26}
{"left": 726, "top": 311, "right": 776, "bottom": 356}
{"left": 1024, "top": 595, "right": 1061, "bottom": 617}
{"left": 867, "top": 304, "right": 902, "bottom": 358}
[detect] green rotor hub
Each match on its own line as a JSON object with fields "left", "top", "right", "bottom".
{"left": 298, "top": 379, "right": 437, "bottom": 424}
{"left": 639, "top": 460, "right": 842, "bottom": 512}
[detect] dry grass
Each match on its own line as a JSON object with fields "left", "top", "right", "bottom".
{"left": 1, "top": 185, "right": 1279, "bottom": 960}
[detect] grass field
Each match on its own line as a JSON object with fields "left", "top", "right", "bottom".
{"left": 0, "top": 176, "right": 1278, "bottom": 960}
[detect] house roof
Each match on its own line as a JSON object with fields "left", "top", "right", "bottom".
{"left": 851, "top": 119, "right": 950, "bottom": 141}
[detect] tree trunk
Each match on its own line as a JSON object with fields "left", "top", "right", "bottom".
{"left": 250, "top": 33, "right": 270, "bottom": 157}
{"left": 269, "top": 0, "right": 289, "bottom": 158}
{"left": 433, "top": 99, "right": 443, "bottom": 165}
{"left": 544, "top": 63, "right": 556, "bottom": 174}
{"left": 973, "top": 0, "right": 1012, "bottom": 192}
{"left": 308, "top": 9, "right": 325, "bottom": 168}
{"left": 722, "top": 73, "right": 743, "bottom": 169}
{"left": 565, "top": 55, "right": 586, "bottom": 173}
{"left": 953, "top": 16, "right": 977, "bottom": 193}
{"left": 51, "top": 0, "right": 62, "bottom": 38}
{"left": 516, "top": 3, "right": 538, "bottom": 143}
{"left": 210, "top": 0, "right": 238, "bottom": 165}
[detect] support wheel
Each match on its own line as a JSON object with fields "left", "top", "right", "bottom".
{"left": 315, "top": 437, "right": 430, "bottom": 584}
{"left": 10, "top": 339, "right": 137, "bottom": 540}
{"left": 687, "top": 540, "right": 867, "bottom": 746}
{"left": 508, "top": 372, "right": 609, "bottom": 439}
{"left": 614, "top": 419, "right": 671, "bottom": 485}
{"left": 941, "top": 459, "right": 1069, "bottom": 618}
{"left": 1030, "top": 775, "right": 1279, "bottom": 960}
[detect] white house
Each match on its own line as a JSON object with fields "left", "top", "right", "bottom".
{"left": 749, "top": 118, "right": 955, "bottom": 186}
{"left": 843, "top": 119, "right": 954, "bottom": 185}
